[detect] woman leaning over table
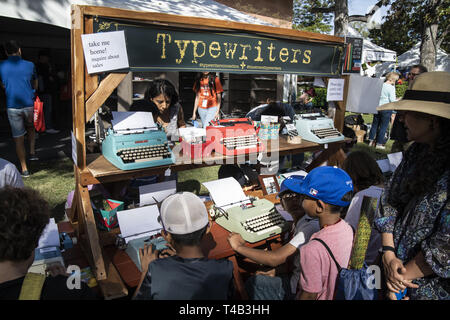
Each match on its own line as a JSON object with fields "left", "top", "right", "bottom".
{"left": 374, "top": 71, "right": 450, "bottom": 300}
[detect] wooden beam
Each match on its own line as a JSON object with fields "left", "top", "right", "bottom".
{"left": 80, "top": 5, "right": 344, "bottom": 44}
{"left": 78, "top": 184, "right": 107, "bottom": 280}
{"left": 85, "top": 73, "right": 127, "bottom": 123}
{"left": 84, "top": 16, "right": 98, "bottom": 100}
{"left": 71, "top": 5, "right": 87, "bottom": 170}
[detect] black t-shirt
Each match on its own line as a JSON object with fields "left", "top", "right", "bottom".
{"left": 0, "top": 275, "right": 98, "bottom": 300}
{"left": 134, "top": 255, "right": 234, "bottom": 300}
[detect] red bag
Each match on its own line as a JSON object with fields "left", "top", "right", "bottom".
{"left": 33, "top": 96, "right": 46, "bottom": 132}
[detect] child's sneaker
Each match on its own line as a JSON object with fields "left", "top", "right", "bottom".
{"left": 21, "top": 170, "right": 30, "bottom": 178}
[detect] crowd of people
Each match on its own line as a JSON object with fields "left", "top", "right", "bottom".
{"left": 0, "top": 38, "right": 448, "bottom": 301}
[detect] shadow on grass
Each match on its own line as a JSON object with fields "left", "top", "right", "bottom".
{"left": 177, "top": 179, "right": 202, "bottom": 195}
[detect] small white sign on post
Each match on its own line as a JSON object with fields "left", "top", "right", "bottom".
{"left": 326, "top": 78, "right": 345, "bottom": 101}
{"left": 81, "top": 30, "right": 129, "bottom": 74}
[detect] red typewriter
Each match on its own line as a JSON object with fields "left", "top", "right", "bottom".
{"left": 206, "top": 118, "right": 265, "bottom": 156}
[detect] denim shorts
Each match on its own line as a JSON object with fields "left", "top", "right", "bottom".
{"left": 7, "top": 107, "right": 34, "bottom": 138}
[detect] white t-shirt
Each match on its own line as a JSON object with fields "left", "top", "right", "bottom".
{"left": 0, "top": 158, "right": 24, "bottom": 188}
{"left": 345, "top": 185, "right": 383, "bottom": 264}
{"left": 288, "top": 215, "right": 320, "bottom": 294}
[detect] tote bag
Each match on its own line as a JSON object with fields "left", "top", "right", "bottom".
{"left": 33, "top": 96, "right": 46, "bottom": 132}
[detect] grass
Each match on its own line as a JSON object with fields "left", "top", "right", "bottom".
{"left": 23, "top": 157, "right": 75, "bottom": 222}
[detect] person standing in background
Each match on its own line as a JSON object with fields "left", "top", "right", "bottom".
{"left": 36, "top": 50, "right": 59, "bottom": 134}
{"left": 192, "top": 72, "right": 223, "bottom": 127}
{"left": 0, "top": 40, "right": 38, "bottom": 177}
{"left": 390, "top": 65, "right": 428, "bottom": 153}
{"left": 368, "top": 72, "right": 399, "bottom": 150}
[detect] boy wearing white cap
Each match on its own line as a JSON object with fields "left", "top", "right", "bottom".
{"left": 133, "top": 192, "right": 234, "bottom": 300}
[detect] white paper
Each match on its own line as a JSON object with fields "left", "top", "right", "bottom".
{"left": 377, "top": 159, "right": 391, "bottom": 173}
{"left": 71, "top": 131, "right": 77, "bottom": 165}
{"left": 111, "top": 111, "right": 156, "bottom": 132}
{"left": 38, "top": 218, "right": 60, "bottom": 248}
{"left": 202, "top": 177, "right": 249, "bottom": 209}
{"left": 117, "top": 205, "right": 162, "bottom": 243}
{"left": 81, "top": 31, "right": 129, "bottom": 74}
{"left": 387, "top": 152, "right": 403, "bottom": 172}
{"left": 346, "top": 74, "right": 383, "bottom": 114}
{"left": 139, "top": 180, "right": 176, "bottom": 206}
{"left": 326, "top": 78, "right": 345, "bottom": 101}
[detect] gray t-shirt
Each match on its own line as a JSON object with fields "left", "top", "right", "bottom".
{"left": 0, "top": 158, "right": 24, "bottom": 188}
{"left": 134, "top": 255, "right": 234, "bottom": 300}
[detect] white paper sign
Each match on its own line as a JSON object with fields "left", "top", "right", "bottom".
{"left": 346, "top": 74, "right": 383, "bottom": 114}
{"left": 326, "top": 78, "right": 345, "bottom": 101}
{"left": 81, "top": 31, "right": 129, "bottom": 74}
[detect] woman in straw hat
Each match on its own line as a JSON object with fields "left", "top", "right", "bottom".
{"left": 374, "top": 71, "right": 450, "bottom": 300}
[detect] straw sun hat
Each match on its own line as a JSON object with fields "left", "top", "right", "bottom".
{"left": 377, "top": 71, "right": 450, "bottom": 119}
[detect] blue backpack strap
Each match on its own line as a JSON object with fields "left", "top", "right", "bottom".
{"left": 311, "top": 238, "right": 342, "bottom": 272}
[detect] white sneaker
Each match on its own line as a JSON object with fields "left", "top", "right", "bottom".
{"left": 46, "top": 129, "right": 60, "bottom": 134}
{"left": 376, "top": 144, "right": 386, "bottom": 150}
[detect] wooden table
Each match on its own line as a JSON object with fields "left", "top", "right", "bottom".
{"left": 110, "top": 191, "right": 285, "bottom": 299}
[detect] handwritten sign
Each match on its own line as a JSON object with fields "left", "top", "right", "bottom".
{"left": 81, "top": 30, "right": 129, "bottom": 74}
{"left": 326, "top": 78, "right": 345, "bottom": 101}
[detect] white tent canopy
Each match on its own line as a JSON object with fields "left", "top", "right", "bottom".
{"left": 0, "top": 0, "right": 271, "bottom": 29}
{"left": 375, "top": 42, "right": 450, "bottom": 77}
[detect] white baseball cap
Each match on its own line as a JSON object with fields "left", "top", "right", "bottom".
{"left": 159, "top": 192, "right": 209, "bottom": 234}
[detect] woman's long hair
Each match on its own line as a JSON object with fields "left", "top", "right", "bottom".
{"left": 144, "top": 78, "right": 179, "bottom": 107}
{"left": 343, "top": 150, "right": 384, "bottom": 192}
{"left": 387, "top": 117, "right": 450, "bottom": 211}
{"left": 193, "top": 72, "right": 217, "bottom": 96}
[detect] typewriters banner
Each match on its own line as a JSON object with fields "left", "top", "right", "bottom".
{"left": 93, "top": 18, "right": 344, "bottom": 76}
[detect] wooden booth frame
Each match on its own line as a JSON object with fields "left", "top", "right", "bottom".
{"left": 69, "top": 4, "right": 349, "bottom": 299}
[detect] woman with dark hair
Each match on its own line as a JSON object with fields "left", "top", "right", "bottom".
{"left": 132, "top": 78, "right": 185, "bottom": 141}
{"left": 374, "top": 72, "right": 450, "bottom": 300}
{"left": 192, "top": 72, "right": 223, "bottom": 127}
{"left": 342, "top": 150, "right": 385, "bottom": 265}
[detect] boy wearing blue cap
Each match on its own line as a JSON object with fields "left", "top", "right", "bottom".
{"left": 296, "top": 166, "right": 354, "bottom": 300}
{"left": 228, "top": 175, "right": 320, "bottom": 300}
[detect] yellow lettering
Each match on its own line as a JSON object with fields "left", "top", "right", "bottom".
{"left": 192, "top": 40, "right": 206, "bottom": 64}
{"left": 209, "top": 41, "right": 221, "bottom": 59}
{"left": 223, "top": 43, "right": 238, "bottom": 59}
{"left": 279, "top": 48, "right": 289, "bottom": 62}
{"left": 290, "top": 49, "right": 301, "bottom": 63}
{"left": 303, "top": 50, "right": 312, "bottom": 64}
{"left": 268, "top": 43, "right": 276, "bottom": 62}
{"left": 174, "top": 40, "right": 190, "bottom": 64}
{"left": 239, "top": 44, "right": 251, "bottom": 60}
{"left": 156, "top": 33, "right": 171, "bottom": 59}
{"left": 254, "top": 41, "right": 263, "bottom": 62}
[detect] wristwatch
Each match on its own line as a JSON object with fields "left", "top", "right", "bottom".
{"left": 381, "top": 246, "right": 396, "bottom": 254}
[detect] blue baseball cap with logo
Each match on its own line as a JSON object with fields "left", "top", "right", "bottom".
{"left": 277, "top": 175, "right": 305, "bottom": 198}
{"left": 297, "top": 166, "right": 353, "bottom": 207}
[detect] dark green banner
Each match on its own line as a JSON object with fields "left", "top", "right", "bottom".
{"left": 94, "top": 17, "right": 343, "bottom": 76}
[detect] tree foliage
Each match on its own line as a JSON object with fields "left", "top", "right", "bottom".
{"left": 369, "top": 0, "right": 449, "bottom": 55}
{"left": 293, "top": 0, "right": 334, "bottom": 34}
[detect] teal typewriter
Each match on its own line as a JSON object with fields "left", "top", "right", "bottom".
{"left": 102, "top": 127, "right": 175, "bottom": 171}
{"left": 294, "top": 111, "right": 344, "bottom": 144}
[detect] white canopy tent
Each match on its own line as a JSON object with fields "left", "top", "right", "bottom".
{"left": 0, "top": 0, "right": 271, "bottom": 29}
{"left": 375, "top": 42, "right": 450, "bottom": 77}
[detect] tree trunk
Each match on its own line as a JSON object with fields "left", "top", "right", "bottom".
{"left": 421, "top": 24, "right": 438, "bottom": 71}
{"left": 334, "top": 0, "right": 349, "bottom": 36}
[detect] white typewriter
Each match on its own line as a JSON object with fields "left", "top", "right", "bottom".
{"left": 203, "top": 177, "right": 287, "bottom": 243}
{"left": 294, "top": 111, "right": 344, "bottom": 144}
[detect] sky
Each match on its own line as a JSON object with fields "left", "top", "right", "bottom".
{"left": 348, "top": 0, "right": 390, "bottom": 24}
